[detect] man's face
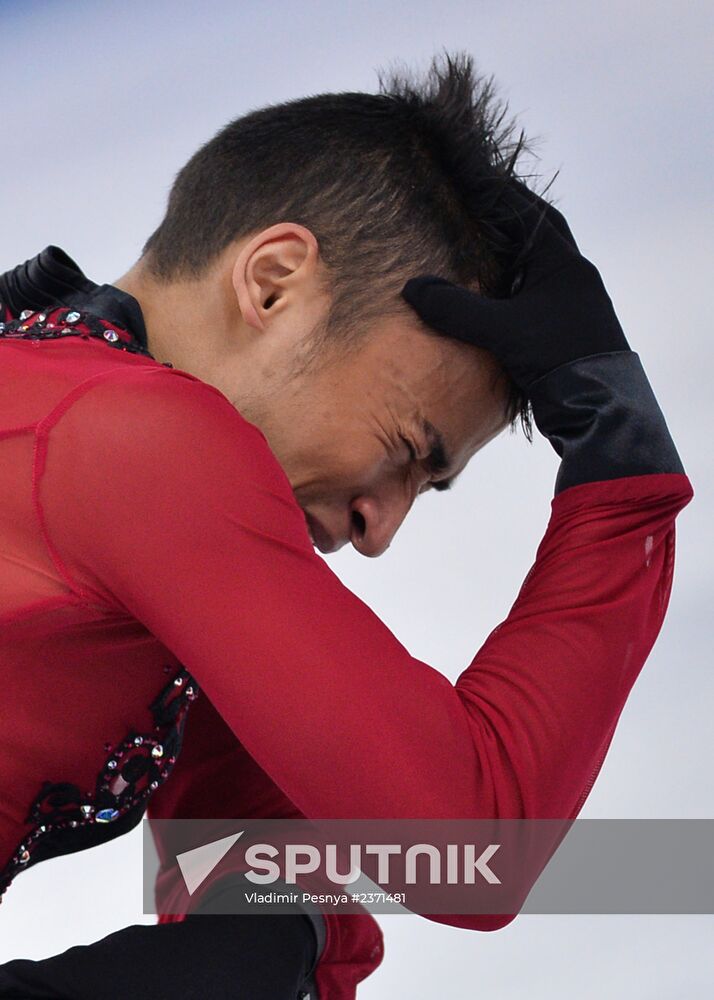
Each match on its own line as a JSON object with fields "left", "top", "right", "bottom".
{"left": 242, "top": 312, "right": 511, "bottom": 558}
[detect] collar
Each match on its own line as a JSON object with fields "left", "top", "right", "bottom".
{"left": 0, "top": 246, "right": 150, "bottom": 353}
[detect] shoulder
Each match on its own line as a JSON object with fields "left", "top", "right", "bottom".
{"left": 47, "top": 362, "right": 300, "bottom": 522}
{"left": 54, "top": 361, "right": 264, "bottom": 448}
{"left": 35, "top": 360, "right": 315, "bottom": 611}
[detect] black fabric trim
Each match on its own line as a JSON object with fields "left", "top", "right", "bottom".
{"left": 65, "top": 284, "right": 148, "bottom": 350}
{"left": 0, "top": 246, "right": 92, "bottom": 313}
{"left": 528, "top": 351, "right": 685, "bottom": 494}
{"left": 0, "top": 668, "right": 199, "bottom": 901}
{"left": 0, "top": 246, "right": 149, "bottom": 350}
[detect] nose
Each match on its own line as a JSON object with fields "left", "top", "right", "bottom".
{"left": 349, "top": 492, "right": 414, "bottom": 558}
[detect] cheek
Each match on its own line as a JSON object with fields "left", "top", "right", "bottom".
{"left": 327, "top": 433, "right": 397, "bottom": 498}
{"left": 338, "top": 444, "right": 384, "bottom": 486}
{"left": 292, "top": 438, "right": 375, "bottom": 495}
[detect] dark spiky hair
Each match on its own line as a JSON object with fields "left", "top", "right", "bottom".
{"left": 142, "top": 52, "right": 544, "bottom": 435}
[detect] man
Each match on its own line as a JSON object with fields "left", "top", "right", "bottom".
{"left": 0, "top": 53, "right": 692, "bottom": 998}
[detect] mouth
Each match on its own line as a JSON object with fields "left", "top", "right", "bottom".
{"left": 304, "top": 511, "right": 337, "bottom": 554}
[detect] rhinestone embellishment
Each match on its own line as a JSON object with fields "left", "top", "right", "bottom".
{"left": 95, "top": 808, "right": 120, "bottom": 824}
{"left": 0, "top": 305, "right": 171, "bottom": 366}
{"left": 0, "top": 666, "right": 199, "bottom": 901}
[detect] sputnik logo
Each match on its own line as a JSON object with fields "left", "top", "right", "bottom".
{"left": 177, "top": 831, "right": 245, "bottom": 895}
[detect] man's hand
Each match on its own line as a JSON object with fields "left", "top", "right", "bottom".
{"left": 401, "top": 183, "right": 630, "bottom": 392}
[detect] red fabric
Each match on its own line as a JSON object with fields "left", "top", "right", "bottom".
{"left": 148, "top": 693, "right": 385, "bottom": 998}
{"left": 0, "top": 333, "right": 693, "bottom": 998}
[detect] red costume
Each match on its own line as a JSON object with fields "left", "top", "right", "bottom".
{"left": 0, "top": 248, "right": 693, "bottom": 998}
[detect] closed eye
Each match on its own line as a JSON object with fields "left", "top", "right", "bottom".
{"left": 400, "top": 435, "right": 418, "bottom": 463}
{"left": 400, "top": 435, "right": 454, "bottom": 493}
{"left": 420, "top": 418, "right": 457, "bottom": 491}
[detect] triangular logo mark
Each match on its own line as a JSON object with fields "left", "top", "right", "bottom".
{"left": 176, "top": 830, "right": 244, "bottom": 895}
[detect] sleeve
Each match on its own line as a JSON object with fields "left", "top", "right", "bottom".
{"left": 35, "top": 361, "right": 693, "bottom": 919}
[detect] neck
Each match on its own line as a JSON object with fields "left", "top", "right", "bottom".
{"left": 112, "top": 260, "right": 243, "bottom": 389}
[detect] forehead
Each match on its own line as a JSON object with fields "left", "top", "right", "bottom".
{"left": 362, "top": 312, "right": 508, "bottom": 416}
{"left": 345, "top": 311, "right": 511, "bottom": 470}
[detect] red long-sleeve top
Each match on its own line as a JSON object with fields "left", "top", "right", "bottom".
{"left": 0, "top": 278, "right": 693, "bottom": 998}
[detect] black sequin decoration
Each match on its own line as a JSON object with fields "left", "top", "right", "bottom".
{"left": 0, "top": 667, "right": 199, "bottom": 901}
{"left": 0, "top": 305, "right": 172, "bottom": 366}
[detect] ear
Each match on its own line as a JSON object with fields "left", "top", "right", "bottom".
{"left": 231, "top": 223, "right": 320, "bottom": 331}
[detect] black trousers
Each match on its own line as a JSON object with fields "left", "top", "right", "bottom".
{"left": 0, "top": 912, "right": 321, "bottom": 999}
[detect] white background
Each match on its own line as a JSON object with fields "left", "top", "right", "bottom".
{"left": 1, "top": 0, "right": 712, "bottom": 996}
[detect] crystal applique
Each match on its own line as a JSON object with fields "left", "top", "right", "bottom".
{"left": 0, "top": 667, "right": 200, "bottom": 900}
{"left": 0, "top": 306, "right": 163, "bottom": 363}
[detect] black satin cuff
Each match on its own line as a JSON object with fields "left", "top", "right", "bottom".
{"left": 528, "top": 351, "right": 685, "bottom": 495}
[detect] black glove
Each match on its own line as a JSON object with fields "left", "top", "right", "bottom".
{"left": 401, "top": 181, "right": 684, "bottom": 494}
{"left": 401, "top": 183, "right": 630, "bottom": 391}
